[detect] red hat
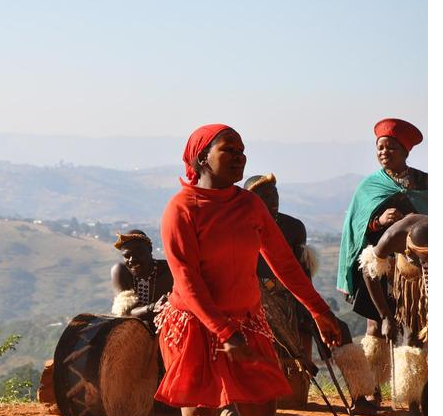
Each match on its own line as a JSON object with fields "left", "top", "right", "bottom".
{"left": 182, "top": 124, "right": 238, "bottom": 185}
{"left": 374, "top": 118, "right": 423, "bottom": 152}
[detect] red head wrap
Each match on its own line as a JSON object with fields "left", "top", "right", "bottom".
{"left": 182, "top": 123, "right": 235, "bottom": 185}
{"left": 374, "top": 118, "right": 423, "bottom": 152}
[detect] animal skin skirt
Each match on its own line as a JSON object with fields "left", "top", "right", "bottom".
{"left": 154, "top": 302, "right": 292, "bottom": 408}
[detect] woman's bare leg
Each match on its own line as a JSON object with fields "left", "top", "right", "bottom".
{"left": 235, "top": 400, "right": 276, "bottom": 416}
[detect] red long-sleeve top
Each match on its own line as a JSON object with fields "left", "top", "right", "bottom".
{"left": 161, "top": 179, "right": 329, "bottom": 343}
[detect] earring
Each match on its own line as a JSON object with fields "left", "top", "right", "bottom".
{"left": 198, "top": 158, "right": 207, "bottom": 167}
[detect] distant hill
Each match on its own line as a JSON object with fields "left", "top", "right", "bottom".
{"left": 278, "top": 173, "right": 364, "bottom": 232}
{"left": 0, "top": 220, "right": 119, "bottom": 322}
{"left": 0, "top": 162, "right": 180, "bottom": 224}
{"left": 0, "top": 161, "right": 364, "bottom": 232}
{"left": 0, "top": 134, "right": 428, "bottom": 183}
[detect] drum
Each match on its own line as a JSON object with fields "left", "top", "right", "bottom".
{"left": 53, "top": 313, "right": 158, "bottom": 416}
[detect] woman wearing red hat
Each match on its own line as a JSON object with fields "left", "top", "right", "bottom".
{"left": 337, "top": 118, "right": 427, "bottom": 406}
{"left": 154, "top": 124, "right": 342, "bottom": 416}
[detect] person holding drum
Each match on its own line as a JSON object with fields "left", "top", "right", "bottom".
{"left": 154, "top": 124, "right": 342, "bottom": 416}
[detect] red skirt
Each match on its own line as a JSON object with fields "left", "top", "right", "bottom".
{"left": 154, "top": 302, "right": 292, "bottom": 408}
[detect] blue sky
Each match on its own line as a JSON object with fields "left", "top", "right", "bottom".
{"left": 0, "top": 0, "right": 428, "bottom": 144}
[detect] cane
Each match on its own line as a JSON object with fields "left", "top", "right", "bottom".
{"left": 311, "top": 327, "right": 354, "bottom": 416}
{"left": 274, "top": 337, "right": 340, "bottom": 416}
{"left": 390, "top": 339, "right": 397, "bottom": 411}
{"left": 310, "top": 376, "right": 340, "bottom": 416}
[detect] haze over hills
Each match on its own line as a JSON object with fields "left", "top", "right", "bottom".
{"left": 0, "top": 134, "right": 428, "bottom": 183}
{"left": 0, "top": 161, "right": 366, "bottom": 232}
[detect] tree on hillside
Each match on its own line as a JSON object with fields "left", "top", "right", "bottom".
{"left": 0, "top": 334, "right": 20, "bottom": 357}
{"left": 0, "top": 334, "right": 36, "bottom": 403}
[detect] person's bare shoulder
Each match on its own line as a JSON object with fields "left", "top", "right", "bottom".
{"left": 111, "top": 262, "right": 133, "bottom": 292}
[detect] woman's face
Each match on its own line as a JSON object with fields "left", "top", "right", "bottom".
{"left": 202, "top": 130, "right": 247, "bottom": 187}
{"left": 376, "top": 136, "right": 408, "bottom": 172}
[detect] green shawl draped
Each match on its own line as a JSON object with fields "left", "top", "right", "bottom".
{"left": 336, "top": 169, "right": 428, "bottom": 296}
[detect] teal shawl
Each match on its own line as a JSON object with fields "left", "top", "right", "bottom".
{"left": 336, "top": 169, "right": 428, "bottom": 296}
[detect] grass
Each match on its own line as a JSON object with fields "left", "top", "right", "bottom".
{"left": 308, "top": 369, "right": 392, "bottom": 401}
{"left": 0, "top": 219, "right": 120, "bottom": 322}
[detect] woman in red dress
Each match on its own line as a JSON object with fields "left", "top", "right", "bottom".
{"left": 155, "top": 124, "right": 341, "bottom": 416}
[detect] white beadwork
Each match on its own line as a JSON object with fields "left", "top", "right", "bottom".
{"left": 154, "top": 302, "right": 274, "bottom": 361}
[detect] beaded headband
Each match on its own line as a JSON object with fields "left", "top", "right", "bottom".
{"left": 114, "top": 233, "right": 152, "bottom": 250}
{"left": 245, "top": 173, "right": 276, "bottom": 192}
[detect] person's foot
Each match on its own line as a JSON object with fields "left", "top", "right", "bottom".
{"left": 351, "top": 396, "right": 388, "bottom": 415}
{"left": 366, "top": 386, "right": 383, "bottom": 407}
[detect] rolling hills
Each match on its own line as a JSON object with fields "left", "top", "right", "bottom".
{"left": 0, "top": 161, "right": 365, "bottom": 232}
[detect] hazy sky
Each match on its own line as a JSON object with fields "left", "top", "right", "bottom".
{"left": 0, "top": 0, "right": 428, "bottom": 144}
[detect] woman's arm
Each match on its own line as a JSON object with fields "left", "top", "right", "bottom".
{"left": 259, "top": 207, "right": 328, "bottom": 318}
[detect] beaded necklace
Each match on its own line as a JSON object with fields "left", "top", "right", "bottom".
{"left": 385, "top": 166, "right": 412, "bottom": 189}
{"left": 133, "top": 260, "right": 158, "bottom": 305}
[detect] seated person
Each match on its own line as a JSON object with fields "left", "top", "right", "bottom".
{"left": 111, "top": 229, "right": 173, "bottom": 335}
{"left": 111, "top": 229, "right": 178, "bottom": 414}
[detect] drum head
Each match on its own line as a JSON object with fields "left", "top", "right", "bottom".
{"left": 54, "top": 314, "right": 158, "bottom": 416}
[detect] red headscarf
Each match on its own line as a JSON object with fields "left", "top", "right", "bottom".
{"left": 374, "top": 118, "right": 423, "bottom": 152}
{"left": 182, "top": 123, "right": 236, "bottom": 185}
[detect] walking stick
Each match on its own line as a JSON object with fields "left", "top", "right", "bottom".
{"left": 273, "top": 331, "right": 340, "bottom": 416}
{"left": 390, "top": 339, "right": 397, "bottom": 411}
{"left": 260, "top": 284, "right": 340, "bottom": 416}
{"left": 310, "top": 375, "right": 340, "bottom": 416}
{"left": 311, "top": 327, "right": 354, "bottom": 416}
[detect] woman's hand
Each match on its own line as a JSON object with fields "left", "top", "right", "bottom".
{"left": 218, "top": 332, "right": 269, "bottom": 364}
{"left": 379, "top": 208, "right": 404, "bottom": 227}
{"left": 314, "top": 310, "right": 342, "bottom": 349}
{"left": 219, "top": 332, "right": 252, "bottom": 363}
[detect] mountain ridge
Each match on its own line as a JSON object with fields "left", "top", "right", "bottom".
{"left": 0, "top": 161, "right": 365, "bottom": 232}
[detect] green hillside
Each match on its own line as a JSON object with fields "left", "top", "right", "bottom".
{"left": 0, "top": 220, "right": 120, "bottom": 321}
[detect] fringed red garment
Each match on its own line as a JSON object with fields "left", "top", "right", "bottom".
{"left": 154, "top": 302, "right": 292, "bottom": 408}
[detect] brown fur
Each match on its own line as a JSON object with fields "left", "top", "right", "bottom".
{"left": 394, "top": 254, "right": 427, "bottom": 338}
{"left": 100, "top": 319, "right": 159, "bottom": 416}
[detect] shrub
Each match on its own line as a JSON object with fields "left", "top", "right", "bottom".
{"left": 0, "top": 334, "right": 36, "bottom": 403}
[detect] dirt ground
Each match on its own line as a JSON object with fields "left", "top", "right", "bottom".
{"left": 0, "top": 398, "right": 413, "bottom": 416}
